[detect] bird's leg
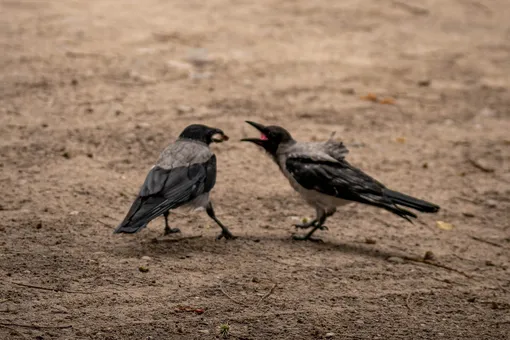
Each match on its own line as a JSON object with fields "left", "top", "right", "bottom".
{"left": 294, "top": 218, "right": 317, "bottom": 229}
{"left": 163, "top": 211, "right": 181, "bottom": 235}
{"left": 294, "top": 207, "right": 334, "bottom": 230}
{"left": 206, "top": 202, "right": 236, "bottom": 240}
{"left": 293, "top": 209, "right": 327, "bottom": 242}
{"left": 320, "top": 208, "right": 336, "bottom": 230}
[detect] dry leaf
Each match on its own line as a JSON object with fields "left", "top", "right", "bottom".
{"left": 396, "top": 137, "right": 406, "bottom": 143}
{"left": 360, "top": 93, "right": 378, "bottom": 102}
{"left": 436, "top": 221, "right": 454, "bottom": 231}
{"left": 379, "top": 97, "right": 396, "bottom": 105}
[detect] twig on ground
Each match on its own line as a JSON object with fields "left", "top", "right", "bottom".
{"left": 220, "top": 282, "right": 277, "bottom": 308}
{"left": 0, "top": 325, "right": 29, "bottom": 339}
{"left": 0, "top": 299, "right": 9, "bottom": 304}
{"left": 10, "top": 281, "right": 94, "bottom": 294}
{"left": 430, "top": 277, "right": 468, "bottom": 286}
{"left": 0, "top": 322, "right": 72, "bottom": 329}
{"left": 152, "top": 235, "right": 202, "bottom": 243}
{"left": 466, "top": 156, "right": 495, "bottom": 173}
{"left": 493, "top": 320, "right": 510, "bottom": 325}
{"left": 255, "top": 284, "right": 277, "bottom": 306}
{"left": 219, "top": 284, "right": 250, "bottom": 307}
{"left": 469, "top": 236, "right": 503, "bottom": 248}
{"left": 94, "top": 218, "right": 112, "bottom": 228}
{"left": 392, "top": 1, "right": 429, "bottom": 15}
{"left": 496, "top": 282, "right": 509, "bottom": 294}
{"left": 405, "top": 292, "right": 413, "bottom": 311}
{"left": 401, "top": 256, "right": 473, "bottom": 278}
{"left": 76, "top": 97, "right": 122, "bottom": 106}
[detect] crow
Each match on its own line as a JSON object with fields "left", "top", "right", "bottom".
{"left": 241, "top": 121, "right": 440, "bottom": 241}
{"left": 114, "top": 124, "right": 235, "bottom": 240}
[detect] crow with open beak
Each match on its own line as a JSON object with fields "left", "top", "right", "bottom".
{"left": 114, "top": 124, "right": 235, "bottom": 240}
{"left": 241, "top": 121, "right": 440, "bottom": 241}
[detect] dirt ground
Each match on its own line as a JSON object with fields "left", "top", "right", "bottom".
{"left": 1, "top": 0, "right": 510, "bottom": 339}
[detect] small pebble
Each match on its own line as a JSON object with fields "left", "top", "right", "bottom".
{"left": 485, "top": 260, "right": 495, "bottom": 267}
{"left": 418, "top": 80, "right": 431, "bottom": 87}
{"left": 365, "top": 238, "right": 376, "bottom": 245}
{"left": 176, "top": 105, "right": 193, "bottom": 114}
{"left": 486, "top": 199, "right": 498, "bottom": 208}
{"left": 479, "top": 107, "right": 497, "bottom": 117}
{"left": 325, "top": 332, "right": 335, "bottom": 338}
{"left": 141, "top": 256, "right": 152, "bottom": 261}
{"left": 138, "top": 266, "right": 149, "bottom": 273}
{"left": 136, "top": 122, "right": 151, "bottom": 129}
{"left": 424, "top": 251, "right": 436, "bottom": 261}
{"left": 387, "top": 256, "right": 404, "bottom": 264}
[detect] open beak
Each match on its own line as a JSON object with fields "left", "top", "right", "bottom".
{"left": 211, "top": 132, "right": 229, "bottom": 143}
{"left": 240, "top": 121, "right": 269, "bottom": 146}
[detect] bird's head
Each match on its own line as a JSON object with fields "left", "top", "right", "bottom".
{"left": 179, "top": 124, "right": 229, "bottom": 145}
{"left": 241, "top": 121, "right": 294, "bottom": 155}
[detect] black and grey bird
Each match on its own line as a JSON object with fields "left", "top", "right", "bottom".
{"left": 114, "top": 124, "right": 235, "bottom": 240}
{"left": 241, "top": 121, "right": 440, "bottom": 241}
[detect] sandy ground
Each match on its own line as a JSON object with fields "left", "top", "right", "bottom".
{"left": 1, "top": 0, "right": 510, "bottom": 339}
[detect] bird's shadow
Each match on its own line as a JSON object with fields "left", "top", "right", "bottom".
{"left": 111, "top": 231, "right": 420, "bottom": 264}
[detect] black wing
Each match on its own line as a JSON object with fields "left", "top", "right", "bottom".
{"left": 114, "top": 155, "right": 217, "bottom": 233}
{"left": 285, "top": 156, "right": 418, "bottom": 221}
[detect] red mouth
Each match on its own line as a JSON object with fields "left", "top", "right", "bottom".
{"left": 260, "top": 133, "right": 268, "bottom": 141}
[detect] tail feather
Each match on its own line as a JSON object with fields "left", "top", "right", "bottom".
{"left": 384, "top": 189, "right": 440, "bottom": 213}
{"left": 113, "top": 196, "right": 166, "bottom": 234}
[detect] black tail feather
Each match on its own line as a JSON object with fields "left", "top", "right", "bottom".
{"left": 113, "top": 195, "right": 167, "bottom": 234}
{"left": 384, "top": 189, "right": 440, "bottom": 213}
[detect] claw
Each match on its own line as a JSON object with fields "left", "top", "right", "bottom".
{"left": 294, "top": 220, "right": 317, "bottom": 229}
{"left": 216, "top": 230, "right": 236, "bottom": 240}
{"left": 292, "top": 234, "right": 323, "bottom": 242}
{"left": 164, "top": 227, "right": 181, "bottom": 235}
{"left": 294, "top": 223, "right": 315, "bottom": 229}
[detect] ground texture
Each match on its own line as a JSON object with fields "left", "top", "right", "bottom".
{"left": 1, "top": 0, "right": 509, "bottom": 339}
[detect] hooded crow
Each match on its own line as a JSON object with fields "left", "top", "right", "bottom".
{"left": 242, "top": 121, "right": 440, "bottom": 241}
{"left": 114, "top": 124, "right": 235, "bottom": 240}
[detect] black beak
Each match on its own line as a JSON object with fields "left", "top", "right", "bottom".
{"left": 241, "top": 121, "right": 269, "bottom": 145}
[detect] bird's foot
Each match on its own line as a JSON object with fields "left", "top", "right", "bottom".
{"left": 294, "top": 221, "right": 316, "bottom": 229}
{"left": 294, "top": 222, "right": 328, "bottom": 231}
{"left": 164, "top": 227, "right": 181, "bottom": 235}
{"left": 292, "top": 234, "right": 323, "bottom": 242}
{"left": 216, "top": 229, "right": 236, "bottom": 240}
